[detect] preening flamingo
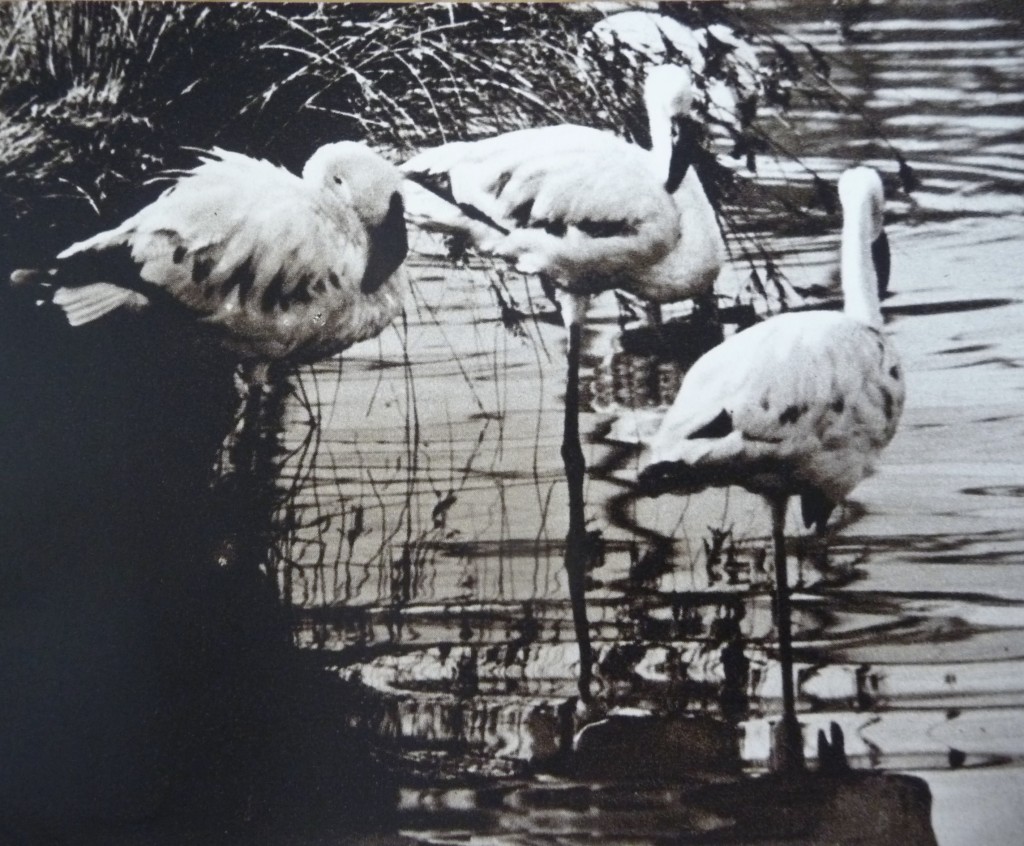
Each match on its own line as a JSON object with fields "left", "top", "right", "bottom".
{"left": 638, "top": 166, "right": 904, "bottom": 769}
{"left": 401, "top": 64, "right": 725, "bottom": 702}
{"left": 11, "top": 142, "right": 409, "bottom": 376}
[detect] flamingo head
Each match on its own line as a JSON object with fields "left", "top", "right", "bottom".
{"left": 644, "top": 63, "right": 695, "bottom": 123}
{"left": 303, "top": 141, "right": 403, "bottom": 229}
{"left": 645, "top": 65, "right": 702, "bottom": 193}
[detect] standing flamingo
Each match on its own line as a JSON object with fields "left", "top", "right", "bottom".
{"left": 11, "top": 142, "right": 409, "bottom": 378}
{"left": 638, "top": 166, "right": 904, "bottom": 770}
{"left": 401, "top": 64, "right": 725, "bottom": 703}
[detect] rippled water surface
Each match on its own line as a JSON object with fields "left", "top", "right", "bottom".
{"left": 269, "top": 2, "right": 1024, "bottom": 843}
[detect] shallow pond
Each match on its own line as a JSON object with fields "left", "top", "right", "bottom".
{"left": 261, "top": 2, "right": 1024, "bottom": 843}
{"left": 2, "top": 1, "right": 1019, "bottom": 843}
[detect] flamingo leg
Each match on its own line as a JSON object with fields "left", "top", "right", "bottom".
{"left": 644, "top": 301, "right": 664, "bottom": 328}
{"left": 769, "top": 495, "right": 805, "bottom": 773}
{"left": 562, "top": 316, "right": 594, "bottom": 705}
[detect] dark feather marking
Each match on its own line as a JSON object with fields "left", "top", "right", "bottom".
{"left": 509, "top": 198, "right": 535, "bottom": 229}
{"left": 291, "top": 272, "right": 313, "bottom": 305}
{"left": 801, "top": 489, "right": 836, "bottom": 533}
{"left": 779, "top": 404, "right": 804, "bottom": 425}
{"left": 237, "top": 265, "right": 256, "bottom": 304}
{"left": 536, "top": 218, "right": 567, "bottom": 237}
{"left": 881, "top": 386, "right": 894, "bottom": 420}
{"left": 362, "top": 191, "right": 409, "bottom": 294}
{"left": 743, "top": 433, "right": 784, "bottom": 445}
{"left": 313, "top": 278, "right": 326, "bottom": 294}
{"left": 406, "top": 169, "right": 510, "bottom": 237}
{"left": 688, "top": 409, "right": 733, "bottom": 439}
{"left": 489, "top": 171, "right": 513, "bottom": 197}
{"left": 261, "top": 268, "right": 287, "bottom": 313}
{"left": 172, "top": 245, "right": 187, "bottom": 264}
{"left": 192, "top": 255, "right": 214, "bottom": 285}
{"left": 576, "top": 219, "right": 636, "bottom": 238}
{"left": 865, "top": 325, "right": 885, "bottom": 354}
{"left": 54, "top": 243, "right": 152, "bottom": 299}
{"left": 219, "top": 259, "right": 256, "bottom": 303}
{"left": 889, "top": 364, "right": 900, "bottom": 380}
{"left": 328, "top": 271, "right": 341, "bottom": 289}
{"left": 409, "top": 169, "right": 453, "bottom": 198}
{"left": 832, "top": 396, "right": 845, "bottom": 413}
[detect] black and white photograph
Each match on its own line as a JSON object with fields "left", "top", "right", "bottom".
{"left": 0, "top": 1, "right": 1021, "bottom": 843}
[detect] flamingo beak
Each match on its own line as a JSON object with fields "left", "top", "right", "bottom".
{"left": 665, "top": 116, "right": 701, "bottom": 194}
{"left": 872, "top": 229, "right": 891, "bottom": 300}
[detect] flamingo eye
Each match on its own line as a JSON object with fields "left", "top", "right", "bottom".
{"left": 333, "top": 175, "right": 344, "bottom": 185}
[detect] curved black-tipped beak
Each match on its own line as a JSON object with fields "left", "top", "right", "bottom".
{"left": 665, "top": 115, "right": 701, "bottom": 194}
{"left": 635, "top": 461, "right": 682, "bottom": 498}
{"left": 361, "top": 191, "right": 409, "bottom": 294}
{"left": 871, "top": 229, "right": 891, "bottom": 300}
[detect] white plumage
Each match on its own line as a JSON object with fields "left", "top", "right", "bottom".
{"left": 640, "top": 166, "right": 903, "bottom": 521}
{"left": 400, "top": 64, "right": 724, "bottom": 320}
{"left": 638, "top": 166, "right": 902, "bottom": 770}
{"left": 12, "top": 142, "right": 409, "bottom": 365}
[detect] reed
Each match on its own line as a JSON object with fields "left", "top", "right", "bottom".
{"left": 0, "top": 1, "right": 865, "bottom": 272}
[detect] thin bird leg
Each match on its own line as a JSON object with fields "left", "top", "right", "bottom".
{"left": 644, "top": 302, "right": 664, "bottom": 328}
{"left": 562, "top": 309, "right": 593, "bottom": 706}
{"left": 769, "top": 495, "right": 805, "bottom": 773}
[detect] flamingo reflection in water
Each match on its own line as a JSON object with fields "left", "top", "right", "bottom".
{"left": 638, "top": 166, "right": 904, "bottom": 771}
{"left": 400, "top": 64, "right": 725, "bottom": 704}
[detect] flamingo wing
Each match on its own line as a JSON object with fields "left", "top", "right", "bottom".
{"left": 645, "top": 311, "right": 904, "bottom": 503}
{"left": 402, "top": 126, "right": 680, "bottom": 287}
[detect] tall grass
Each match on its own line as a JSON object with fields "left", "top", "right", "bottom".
{"left": 0, "top": 3, "right": 580, "bottom": 261}
{"left": 0, "top": 2, "right": 261, "bottom": 262}
{"left": 0, "top": 1, "right": 919, "bottom": 435}
{"left": 0, "top": 2, "right": 867, "bottom": 269}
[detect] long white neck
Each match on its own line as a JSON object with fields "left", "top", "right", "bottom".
{"left": 839, "top": 181, "right": 883, "bottom": 327}
{"left": 643, "top": 65, "right": 693, "bottom": 184}
{"left": 648, "top": 107, "right": 673, "bottom": 181}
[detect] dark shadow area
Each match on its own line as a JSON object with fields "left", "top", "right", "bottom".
{"left": 0, "top": 290, "right": 395, "bottom": 844}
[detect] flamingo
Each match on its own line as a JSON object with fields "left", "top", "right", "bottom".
{"left": 637, "top": 166, "right": 904, "bottom": 770}
{"left": 400, "top": 64, "right": 725, "bottom": 703}
{"left": 588, "top": 11, "right": 764, "bottom": 138}
{"left": 10, "top": 142, "right": 409, "bottom": 378}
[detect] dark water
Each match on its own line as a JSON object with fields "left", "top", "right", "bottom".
{"left": 1, "top": 1, "right": 1022, "bottom": 844}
